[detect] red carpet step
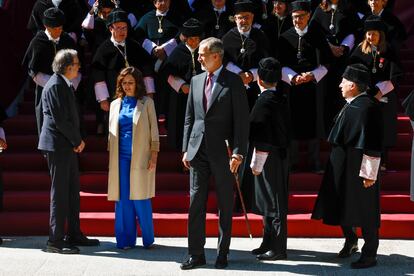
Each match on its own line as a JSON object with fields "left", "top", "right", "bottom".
{"left": 1, "top": 211, "right": 413, "bottom": 239}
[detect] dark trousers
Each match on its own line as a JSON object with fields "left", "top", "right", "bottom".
{"left": 341, "top": 225, "right": 379, "bottom": 258}
{"left": 263, "top": 215, "right": 287, "bottom": 254}
{"left": 35, "top": 85, "right": 43, "bottom": 136}
{"left": 44, "top": 150, "right": 82, "bottom": 242}
{"left": 188, "top": 142, "right": 234, "bottom": 256}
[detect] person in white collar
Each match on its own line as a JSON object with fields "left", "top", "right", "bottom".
{"left": 312, "top": 63, "right": 383, "bottom": 269}
{"left": 163, "top": 18, "right": 204, "bottom": 151}
{"left": 222, "top": 0, "right": 270, "bottom": 109}
{"left": 278, "top": 0, "right": 333, "bottom": 173}
{"left": 91, "top": 8, "right": 155, "bottom": 135}
{"left": 23, "top": 7, "right": 79, "bottom": 136}
{"left": 244, "top": 57, "right": 291, "bottom": 261}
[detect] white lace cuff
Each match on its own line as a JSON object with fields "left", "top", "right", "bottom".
{"left": 168, "top": 75, "right": 186, "bottom": 93}
{"left": 81, "top": 13, "right": 94, "bottom": 29}
{"left": 341, "top": 34, "right": 355, "bottom": 50}
{"left": 94, "top": 81, "right": 109, "bottom": 102}
{"left": 142, "top": 38, "right": 157, "bottom": 55}
{"left": 376, "top": 80, "right": 394, "bottom": 95}
{"left": 250, "top": 148, "right": 269, "bottom": 173}
{"left": 143, "top": 76, "right": 156, "bottom": 94}
{"left": 311, "top": 65, "right": 328, "bottom": 83}
{"left": 33, "top": 72, "right": 51, "bottom": 87}
{"left": 281, "top": 66, "right": 297, "bottom": 85}
{"left": 161, "top": 38, "right": 178, "bottom": 56}
{"left": 359, "top": 154, "right": 381, "bottom": 180}
{"left": 226, "top": 62, "right": 242, "bottom": 75}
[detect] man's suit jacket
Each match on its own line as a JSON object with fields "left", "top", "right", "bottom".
{"left": 38, "top": 74, "right": 82, "bottom": 152}
{"left": 182, "top": 68, "right": 249, "bottom": 161}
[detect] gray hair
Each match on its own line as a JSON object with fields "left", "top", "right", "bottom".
{"left": 52, "top": 49, "right": 78, "bottom": 75}
{"left": 199, "top": 37, "right": 224, "bottom": 59}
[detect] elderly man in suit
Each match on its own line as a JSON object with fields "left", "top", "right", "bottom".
{"left": 181, "top": 37, "right": 250, "bottom": 270}
{"left": 38, "top": 49, "right": 99, "bottom": 254}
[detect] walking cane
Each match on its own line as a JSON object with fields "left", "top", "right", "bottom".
{"left": 225, "top": 140, "right": 253, "bottom": 239}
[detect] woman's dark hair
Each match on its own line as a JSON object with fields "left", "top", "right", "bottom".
{"left": 114, "top": 66, "right": 146, "bottom": 99}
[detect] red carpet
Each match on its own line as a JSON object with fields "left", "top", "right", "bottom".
{"left": 1, "top": 48, "right": 414, "bottom": 239}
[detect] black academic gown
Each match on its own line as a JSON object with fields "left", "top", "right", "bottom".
{"left": 242, "top": 89, "right": 290, "bottom": 254}
{"left": 22, "top": 30, "right": 77, "bottom": 135}
{"left": 349, "top": 44, "right": 403, "bottom": 148}
{"left": 27, "top": 0, "right": 84, "bottom": 35}
{"left": 278, "top": 24, "right": 332, "bottom": 139}
{"left": 83, "top": 16, "right": 110, "bottom": 53}
{"left": 312, "top": 94, "right": 383, "bottom": 228}
{"left": 222, "top": 27, "right": 270, "bottom": 109}
{"left": 194, "top": 3, "right": 234, "bottom": 39}
{"left": 311, "top": 6, "right": 362, "bottom": 131}
{"left": 91, "top": 37, "right": 153, "bottom": 100}
{"left": 161, "top": 42, "right": 202, "bottom": 150}
{"left": 261, "top": 14, "right": 293, "bottom": 59}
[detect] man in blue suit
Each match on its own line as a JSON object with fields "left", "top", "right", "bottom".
{"left": 38, "top": 49, "right": 99, "bottom": 254}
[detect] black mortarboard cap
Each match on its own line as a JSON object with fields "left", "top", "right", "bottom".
{"left": 342, "top": 63, "right": 370, "bottom": 86}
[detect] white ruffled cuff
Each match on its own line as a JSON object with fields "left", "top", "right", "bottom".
{"left": 94, "top": 81, "right": 109, "bottom": 102}
{"left": 376, "top": 80, "right": 394, "bottom": 95}
{"left": 311, "top": 65, "right": 328, "bottom": 83}
{"left": 143, "top": 76, "right": 156, "bottom": 94}
{"left": 161, "top": 38, "right": 178, "bottom": 56}
{"left": 250, "top": 148, "right": 269, "bottom": 173}
{"left": 81, "top": 13, "right": 94, "bottom": 29}
{"left": 142, "top": 38, "right": 157, "bottom": 55}
{"left": 359, "top": 154, "right": 381, "bottom": 181}
{"left": 281, "top": 66, "right": 297, "bottom": 85}
{"left": 33, "top": 72, "right": 51, "bottom": 87}
{"left": 341, "top": 34, "right": 355, "bottom": 50}
{"left": 167, "top": 75, "right": 186, "bottom": 93}
{"left": 225, "top": 62, "right": 242, "bottom": 75}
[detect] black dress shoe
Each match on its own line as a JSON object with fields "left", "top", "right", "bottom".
{"left": 251, "top": 244, "right": 270, "bottom": 255}
{"left": 215, "top": 254, "right": 228, "bottom": 269}
{"left": 65, "top": 235, "right": 100, "bottom": 246}
{"left": 351, "top": 257, "right": 377, "bottom": 269}
{"left": 337, "top": 242, "right": 358, "bottom": 258}
{"left": 180, "top": 255, "right": 206, "bottom": 270}
{"left": 0, "top": 237, "right": 3, "bottom": 245}
{"left": 256, "top": 250, "right": 287, "bottom": 261}
{"left": 46, "top": 241, "right": 80, "bottom": 254}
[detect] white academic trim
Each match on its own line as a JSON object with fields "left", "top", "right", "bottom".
{"left": 281, "top": 66, "right": 298, "bottom": 85}
{"left": 81, "top": 13, "right": 94, "bottom": 29}
{"left": 143, "top": 76, "right": 156, "bottom": 94}
{"left": 33, "top": 72, "right": 51, "bottom": 87}
{"left": 161, "top": 38, "right": 178, "bottom": 56}
{"left": 226, "top": 62, "right": 242, "bottom": 75}
{"left": 359, "top": 154, "right": 381, "bottom": 181}
{"left": 128, "top": 13, "right": 138, "bottom": 28}
{"left": 311, "top": 65, "right": 328, "bottom": 83}
{"left": 376, "top": 80, "right": 394, "bottom": 95}
{"left": 341, "top": 34, "right": 355, "bottom": 50}
{"left": 142, "top": 38, "right": 157, "bottom": 54}
{"left": 250, "top": 68, "right": 258, "bottom": 82}
{"left": 0, "top": 127, "right": 5, "bottom": 141}
{"left": 167, "top": 75, "right": 186, "bottom": 93}
{"left": 94, "top": 81, "right": 109, "bottom": 102}
{"left": 250, "top": 148, "right": 269, "bottom": 173}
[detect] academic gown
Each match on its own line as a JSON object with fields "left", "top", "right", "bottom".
{"left": 194, "top": 3, "right": 235, "bottom": 39}
{"left": 91, "top": 37, "right": 153, "bottom": 100}
{"left": 261, "top": 14, "right": 293, "bottom": 59}
{"left": 311, "top": 6, "right": 362, "bottom": 131}
{"left": 161, "top": 42, "right": 202, "bottom": 150}
{"left": 241, "top": 89, "right": 290, "bottom": 253}
{"left": 27, "top": 0, "right": 84, "bottom": 35}
{"left": 22, "top": 30, "right": 77, "bottom": 135}
{"left": 83, "top": 16, "right": 110, "bottom": 53}
{"left": 349, "top": 45, "right": 403, "bottom": 148}
{"left": 312, "top": 94, "right": 383, "bottom": 228}
{"left": 222, "top": 27, "right": 270, "bottom": 109}
{"left": 278, "top": 24, "right": 332, "bottom": 139}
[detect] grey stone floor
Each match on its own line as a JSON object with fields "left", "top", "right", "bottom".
{"left": 0, "top": 237, "right": 413, "bottom": 275}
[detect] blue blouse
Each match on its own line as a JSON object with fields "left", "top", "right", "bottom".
{"left": 118, "top": 96, "right": 137, "bottom": 160}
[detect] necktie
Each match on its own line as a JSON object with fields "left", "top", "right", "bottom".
{"left": 203, "top": 73, "right": 213, "bottom": 111}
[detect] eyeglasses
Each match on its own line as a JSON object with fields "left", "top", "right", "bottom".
{"left": 234, "top": 15, "right": 251, "bottom": 21}
{"left": 122, "top": 81, "right": 135, "bottom": 85}
{"left": 292, "top": 13, "right": 308, "bottom": 20}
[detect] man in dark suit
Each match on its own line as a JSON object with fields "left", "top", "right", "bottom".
{"left": 181, "top": 37, "right": 250, "bottom": 270}
{"left": 38, "top": 49, "right": 99, "bottom": 254}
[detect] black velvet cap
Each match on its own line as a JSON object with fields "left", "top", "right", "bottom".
{"left": 342, "top": 63, "right": 370, "bottom": 86}
{"left": 234, "top": 0, "right": 256, "bottom": 14}
{"left": 364, "top": 15, "right": 386, "bottom": 32}
{"left": 258, "top": 57, "right": 282, "bottom": 83}
{"left": 291, "top": 0, "right": 311, "bottom": 12}
{"left": 181, "top": 18, "right": 203, "bottom": 37}
{"left": 99, "top": 0, "right": 115, "bottom": 9}
{"left": 43, "top": 7, "right": 65, "bottom": 27}
{"left": 106, "top": 8, "right": 128, "bottom": 27}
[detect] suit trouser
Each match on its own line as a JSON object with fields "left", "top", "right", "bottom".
{"left": 34, "top": 85, "right": 43, "bottom": 136}
{"left": 44, "top": 149, "right": 81, "bottom": 242}
{"left": 341, "top": 225, "right": 379, "bottom": 258}
{"left": 188, "top": 142, "right": 234, "bottom": 256}
{"left": 263, "top": 215, "right": 287, "bottom": 254}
